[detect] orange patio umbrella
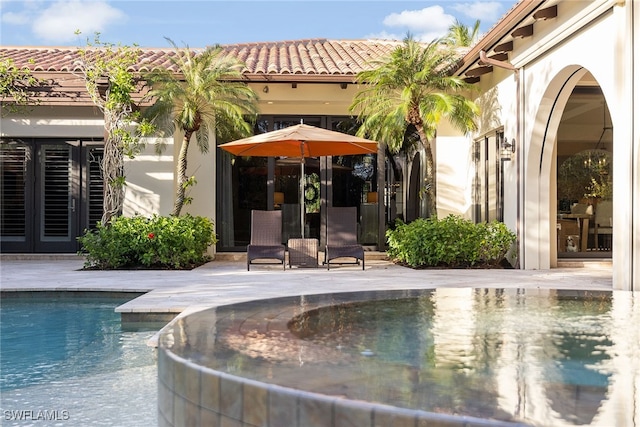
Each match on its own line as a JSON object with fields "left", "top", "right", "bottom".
{"left": 218, "top": 124, "right": 378, "bottom": 237}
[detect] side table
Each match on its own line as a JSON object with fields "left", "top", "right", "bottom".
{"left": 287, "top": 238, "right": 319, "bottom": 268}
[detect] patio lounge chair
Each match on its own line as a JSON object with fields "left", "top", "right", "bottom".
{"left": 325, "top": 206, "right": 364, "bottom": 270}
{"left": 247, "top": 210, "right": 286, "bottom": 271}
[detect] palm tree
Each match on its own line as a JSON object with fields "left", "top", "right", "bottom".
{"left": 145, "top": 39, "right": 258, "bottom": 216}
{"left": 349, "top": 35, "right": 479, "bottom": 217}
{"left": 445, "top": 19, "right": 481, "bottom": 47}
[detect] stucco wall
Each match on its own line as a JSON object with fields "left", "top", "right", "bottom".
{"left": 123, "top": 139, "right": 175, "bottom": 217}
{"left": 434, "top": 131, "right": 475, "bottom": 219}
{"left": 252, "top": 82, "right": 358, "bottom": 116}
{"left": 174, "top": 130, "right": 216, "bottom": 222}
{"left": 0, "top": 105, "right": 104, "bottom": 138}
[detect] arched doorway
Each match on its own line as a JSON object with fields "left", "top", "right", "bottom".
{"left": 521, "top": 66, "right": 614, "bottom": 269}
{"left": 556, "top": 81, "right": 613, "bottom": 259}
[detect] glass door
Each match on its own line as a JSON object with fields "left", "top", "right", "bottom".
{"left": 34, "top": 142, "right": 79, "bottom": 252}
{"left": 0, "top": 139, "right": 103, "bottom": 253}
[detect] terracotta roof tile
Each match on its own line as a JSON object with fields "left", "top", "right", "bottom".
{"left": 1, "top": 39, "right": 401, "bottom": 79}
{"left": 289, "top": 44, "right": 304, "bottom": 74}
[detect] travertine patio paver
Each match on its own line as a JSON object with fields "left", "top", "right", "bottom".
{"left": 0, "top": 256, "right": 613, "bottom": 317}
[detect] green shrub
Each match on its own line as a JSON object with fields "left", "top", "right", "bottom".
{"left": 78, "top": 214, "right": 217, "bottom": 269}
{"left": 386, "top": 215, "right": 516, "bottom": 268}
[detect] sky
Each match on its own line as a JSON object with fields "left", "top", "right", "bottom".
{"left": 0, "top": 0, "right": 519, "bottom": 48}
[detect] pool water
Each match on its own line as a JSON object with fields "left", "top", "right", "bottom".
{"left": 0, "top": 295, "right": 158, "bottom": 426}
{"left": 288, "top": 295, "right": 616, "bottom": 420}
{"left": 167, "top": 288, "right": 640, "bottom": 426}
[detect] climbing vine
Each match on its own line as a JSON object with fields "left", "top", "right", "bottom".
{"left": 74, "top": 32, "right": 154, "bottom": 225}
{"left": 0, "top": 57, "right": 44, "bottom": 116}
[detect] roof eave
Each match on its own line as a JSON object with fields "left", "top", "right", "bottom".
{"left": 242, "top": 73, "right": 356, "bottom": 83}
{"left": 456, "top": 0, "right": 546, "bottom": 76}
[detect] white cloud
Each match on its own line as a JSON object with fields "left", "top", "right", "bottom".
{"left": 1, "top": 0, "right": 41, "bottom": 25}
{"left": 452, "top": 2, "right": 503, "bottom": 22}
{"left": 381, "top": 6, "right": 455, "bottom": 42}
{"left": 32, "top": 0, "right": 127, "bottom": 43}
{"left": 2, "top": 11, "right": 31, "bottom": 25}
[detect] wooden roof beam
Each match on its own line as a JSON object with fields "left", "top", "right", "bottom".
{"left": 465, "top": 66, "right": 493, "bottom": 78}
{"left": 494, "top": 41, "right": 513, "bottom": 53}
{"left": 533, "top": 5, "right": 557, "bottom": 20}
{"left": 488, "top": 52, "right": 509, "bottom": 62}
{"left": 512, "top": 24, "right": 533, "bottom": 39}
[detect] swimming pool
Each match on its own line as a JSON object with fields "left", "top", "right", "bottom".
{"left": 0, "top": 293, "right": 158, "bottom": 426}
{"left": 159, "top": 288, "right": 640, "bottom": 426}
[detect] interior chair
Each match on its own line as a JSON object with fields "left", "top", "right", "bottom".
{"left": 589, "top": 200, "right": 613, "bottom": 250}
{"left": 247, "top": 210, "right": 286, "bottom": 270}
{"left": 324, "top": 206, "right": 365, "bottom": 270}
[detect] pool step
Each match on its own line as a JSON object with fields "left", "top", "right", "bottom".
{"left": 556, "top": 259, "right": 612, "bottom": 268}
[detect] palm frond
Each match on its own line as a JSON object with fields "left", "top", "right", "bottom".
{"left": 143, "top": 38, "right": 258, "bottom": 151}
{"left": 444, "top": 19, "right": 482, "bottom": 47}
{"left": 195, "top": 122, "right": 210, "bottom": 154}
{"left": 350, "top": 35, "right": 478, "bottom": 152}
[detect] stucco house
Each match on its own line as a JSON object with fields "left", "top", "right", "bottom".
{"left": 1, "top": 0, "right": 638, "bottom": 291}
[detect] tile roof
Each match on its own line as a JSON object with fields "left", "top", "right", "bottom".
{"left": 0, "top": 39, "right": 402, "bottom": 80}
{"left": 225, "top": 39, "right": 400, "bottom": 78}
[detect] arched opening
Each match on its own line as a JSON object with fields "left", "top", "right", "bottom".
{"left": 522, "top": 66, "right": 615, "bottom": 269}
{"left": 555, "top": 78, "right": 613, "bottom": 259}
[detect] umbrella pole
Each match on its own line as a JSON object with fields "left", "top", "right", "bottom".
{"left": 300, "top": 141, "right": 306, "bottom": 238}
{"left": 300, "top": 157, "right": 305, "bottom": 238}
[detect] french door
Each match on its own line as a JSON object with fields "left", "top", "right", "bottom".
{"left": 0, "top": 139, "right": 103, "bottom": 253}
{"left": 473, "top": 131, "right": 502, "bottom": 223}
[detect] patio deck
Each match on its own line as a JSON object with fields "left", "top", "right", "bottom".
{"left": 0, "top": 253, "right": 613, "bottom": 322}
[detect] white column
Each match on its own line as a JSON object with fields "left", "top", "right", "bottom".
{"left": 612, "top": 1, "right": 638, "bottom": 290}
{"left": 632, "top": 0, "right": 640, "bottom": 290}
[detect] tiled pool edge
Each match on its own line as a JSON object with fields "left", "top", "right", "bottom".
{"left": 157, "top": 343, "right": 528, "bottom": 427}
{"left": 0, "top": 290, "right": 179, "bottom": 328}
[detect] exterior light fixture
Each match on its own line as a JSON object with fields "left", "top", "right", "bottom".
{"left": 263, "top": 86, "right": 269, "bottom": 93}
{"left": 501, "top": 138, "right": 516, "bottom": 160}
